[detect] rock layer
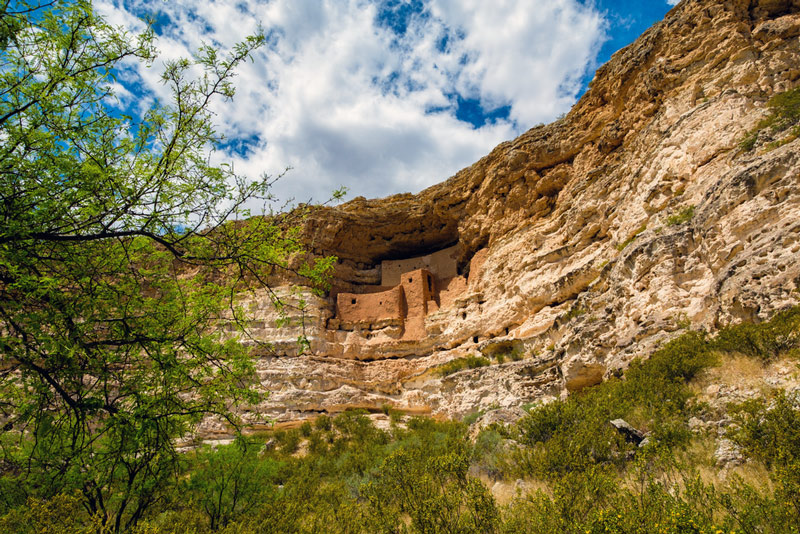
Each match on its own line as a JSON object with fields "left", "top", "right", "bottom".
{"left": 202, "top": 0, "right": 800, "bottom": 433}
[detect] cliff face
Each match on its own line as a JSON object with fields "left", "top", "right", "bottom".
{"left": 207, "top": 0, "right": 800, "bottom": 434}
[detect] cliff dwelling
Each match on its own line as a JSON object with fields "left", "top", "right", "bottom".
{"left": 331, "top": 245, "right": 487, "bottom": 340}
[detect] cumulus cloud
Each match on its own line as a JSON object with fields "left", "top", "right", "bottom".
{"left": 96, "top": 0, "right": 607, "bottom": 205}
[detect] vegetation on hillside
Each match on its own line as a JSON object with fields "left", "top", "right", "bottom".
{"left": 1, "top": 307, "right": 798, "bottom": 533}
{"left": 740, "top": 87, "right": 800, "bottom": 151}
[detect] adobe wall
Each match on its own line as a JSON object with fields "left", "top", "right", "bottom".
{"left": 400, "top": 269, "right": 434, "bottom": 317}
{"left": 336, "top": 286, "right": 404, "bottom": 329}
{"left": 438, "top": 275, "right": 468, "bottom": 310}
{"left": 400, "top": 269, "right": 434, "bottom": 339}
{"left": 381, "top": 244, "right": 459, "bottom": 286}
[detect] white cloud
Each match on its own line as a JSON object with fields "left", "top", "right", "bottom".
{"left": 96, "top": 0, "right": 607, "bottom": 205}
{"left": 666, "top": 0, "right": 680, "bottom": 5}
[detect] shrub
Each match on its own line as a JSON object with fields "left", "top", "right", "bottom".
{"left": 275, "top": 428, "right": 301, "bottom": 454}
{"left": 187, "top": 440, "right": 281, "bottom": 530}
{"left": 583, "top": 477, "right": 719, "bottom": 534}
{"left": 511, "top": 330, "right": 713, "bottom": 479}
{"left": 666, "top": 205, "right": 695, "bottom": 226}
{"left": 463, "top": 410, "right": 485, "bottom": 426}
{"left": 714, "top": 306, "right": 800, "bottom": 361}
{"left": 740, "top": 87, "right": 800, "bottom": 151}
{"left": 333, "top": 410, "right": 383, "bottom": 444}
{"left": 501, "top": 466, "right": 619, "bottom": 534}
{"left": 299, "top": 420, "right": 313, "bottom": 437}
{"left": 314, "top": 414, "right": 332, "bottom": 432}
{"left": 727, "top": 391, "right": 800, "bottom": 525}
{"left": 388, "top": 408, "right": 404, "bottom": 426}
{"left": 739, "top": 129, "right": 759, "bottom": 151}
{"left": 766, "top": 87, "right": 800, "bottom": 130}
{"left": 0, "top": 493, "right": 100, "bottom": 534}
{"left": 728, "top": 391, "right": 800, "bottom": 470}
{"left": 563, "top": 305, "right": 586, "bottom": 321}
{"left": 481, "top": 340, "right": 525, "bottom": 364}
{"left": 363, "top": 445, "right": 499, "bottom": 533}
{"left": 626, "top": 329, "right": 714, "bottom": 384}
{"left": 307, "top": 431, "right": 328, "bottom": 455}
{"left": 473, "top": 428, "right": 508, "bottom": 481}
{"left": 436, "top": 355, "right": 491, "bottom": 376}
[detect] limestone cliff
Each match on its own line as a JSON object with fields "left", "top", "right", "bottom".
{"left": 204, "top": 0, "right": 800, "bottom": 435}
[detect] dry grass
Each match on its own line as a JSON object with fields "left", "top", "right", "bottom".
{"left": 689, "top": 352, "right": 796, "bottom": 399}
{"left": 479, "top": 475, "right": 551, "bottom": 506}
{"left": 681, "top": 435, "right": 772, "bottom": 489}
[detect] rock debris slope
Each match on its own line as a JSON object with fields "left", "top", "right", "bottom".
{"left": 211, "top": 0, "right": 800, "bottom": 433}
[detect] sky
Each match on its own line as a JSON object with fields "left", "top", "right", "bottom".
{"left": 96, "top": 0, "right": 680, "bottom": 206}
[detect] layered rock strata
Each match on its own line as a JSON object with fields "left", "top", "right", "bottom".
{"left": 201, "top": 0, "right": 800, "bottom": 433}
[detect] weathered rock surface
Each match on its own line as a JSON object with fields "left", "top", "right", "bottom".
{"left": 200, "top": 0, "right": 800, "bottom": 436}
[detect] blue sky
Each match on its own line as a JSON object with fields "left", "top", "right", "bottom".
{"left": 98, "top": 0, "right": 679, "bottom": 204}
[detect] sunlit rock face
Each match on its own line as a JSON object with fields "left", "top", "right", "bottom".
{"left": 199, "top": 0, "right": 800, "bottom": 435}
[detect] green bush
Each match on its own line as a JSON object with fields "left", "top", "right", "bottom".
{"left": 481, "top": 340, "right": 525, "bottom": 363}
{"left": 363, "top": 444, "right": 499, "bottom": 533}
{"left": 766, "top": 87, "right": 800, "bottom": 130}
{"left": 740, "top": 87, "right": 800, "bottom": 151}
{"left": 307, "top": 431, "right": 328, "bottom": 456}
{"left": 511, "top": 330, "right": 713, "bottom": 479}
{"left": 314, "top": 414, "right": 332, "bottom": 432}
{"left": 500, "top": 466, "right": 619, "bottom": 534}
{"left": 563, "top": 306, "right": 586, "bottom": 322}
{"left": 473, "top": 429, "right": 507, "bottom": 481}
{"left": 0, "top": 493, "right": 100, "bottom": 534}
{"left": 463, "top": 410, "right": 485, "bottom": 426}
{"left": 299, "top": 421, "right": 313, "bottom": 437}
{"left": 187, "top": 439, "right": 281, "bottom": 530}
{"left": 666, "top": 205, "right": 695, "bottom": 226}
{"left": 274, "top": 428, "right": 301, "bottom": 454}
{"left": 388, "top": 408, "right": 404, "bottom": 426}
{"left": 728, "top": 391, "right": 800, "bottom": 523}
{"left": 717, "top": 474, "right": 800, "bottom": 534}
{"left": 436, "top": 355, "right": 491, "bottom": 376}
{"left": 714, "top": 306, "right": 800, "bottom": 361}
{"left": 739, "top": 128, "right": 759, "bottom": 151}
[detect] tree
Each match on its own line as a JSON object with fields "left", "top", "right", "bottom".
{"left": 0, "top": 1, "right": 335, "bottom": 530}
{"left": 187, "top": 438, "right": 281, "bottom": 531}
